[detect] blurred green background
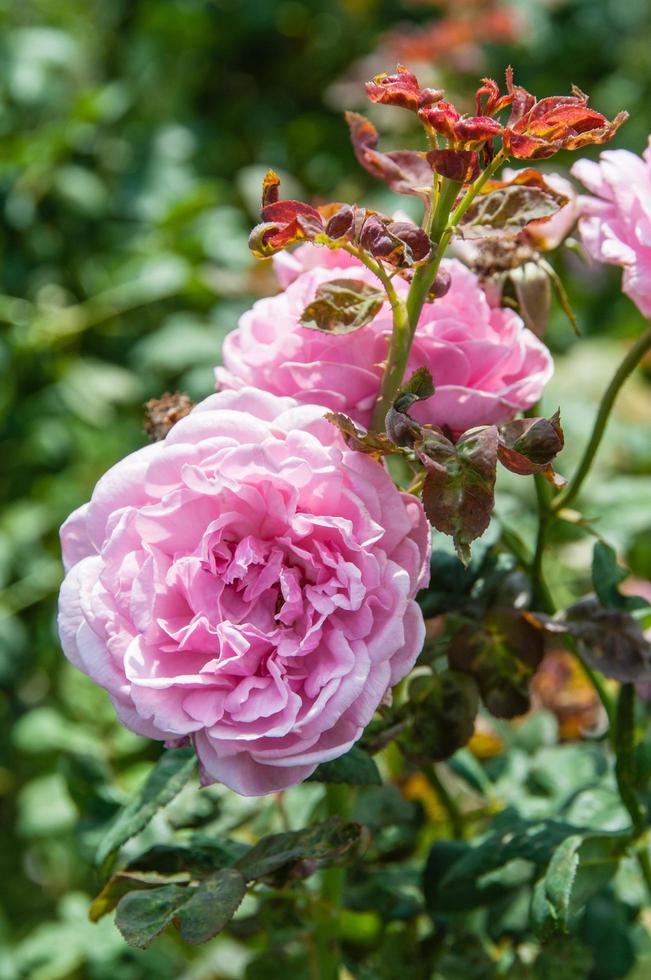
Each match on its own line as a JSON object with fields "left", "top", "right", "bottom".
{"left": 1, "top": 0, "right": 651, "bottom": 977}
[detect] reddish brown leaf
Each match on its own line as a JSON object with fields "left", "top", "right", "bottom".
{"left": 427, "top": 149, "right": 479, "bottom": 183}
{"left": 325, "top": 413, "right": 397, "bottom": 456}
{"left": 420, "top": 426, "right": 498, "bottom": 564}
{"left": 365, "top": 64, "right": 443, "bottom": 112}
{"left": 346, "top": 112, "right": 433, "bottom": 200}
{"left": 300, "top": 279, "right": 385, "bottom": 334}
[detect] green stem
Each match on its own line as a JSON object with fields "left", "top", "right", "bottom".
{"left": 553, "top": 324, "right": 651, "bottom": 513}
{"left": 614, "top": 684, "right": 651, "bottom": 899}
{"left": 370, "top": 151, "right": 507, "bottom": 428}
{"left": 427, "top": 765, "right": 465, "bottom": 839}
{"left": 314, "top": 785, "right": 350, "bottom": 980}
{"left": 531, "top": 471, "right": 553, "bottom": 612}
{"left": 370, "top": 289, "right": 411, "bottom": 431}
{"left": 615, "top": 685, "right": 645, "bottom": 834}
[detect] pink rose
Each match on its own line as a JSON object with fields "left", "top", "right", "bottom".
{"left": 58, "top": 389, "right": 430, "bottom": 796}
{"left": 572, "top": 141, "right": 651, "bottom": 317}
{"left": 217, "top": 247, "right": 553, "bottom": 433}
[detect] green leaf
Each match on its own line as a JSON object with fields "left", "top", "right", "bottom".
{"left": 448, "top": 610, "right": 545, "bottom": 718}
{"left": 531, "top": 834, "right": 582, "bottom": 939}
{"left": 424, "top": 813, "right": 579, "bottom": 914}
{"left": 95, "top": 747, "right": 196, "bottom": 867}
{"left": 235, "top": 817, "right": 364, "bottom": 883}
{"left": 420, "top": 426, "right": 498, "bottom": 565}
{"left": 393, "top": 366, "right": 435, "bottom": 413}
{"left": 532, "top": 936, "right": 594, "bottom": 980}
{"left": 90, "top": 869, "right": 191, "bottom": 922}
{"left": 300, "top": 279, "right": 385, "bottom": 334}
{"left": 399, "top": 670, "right": 479, "bottom": 763}
{"left": 592, "top": 541, "right": 648, "bottom": 611}
{"left": 113, "top": 867, "right": 246, "bottom": 949}
{"left": 121, "top": 838, "right": 249, "bottom": 876}
{"left": 175, "top": 868, "right": 247, "bottom": 945}
{"left": 459, "top": 184, "right": 564, "bottom": 239}
{"left": 307, "top": 747, "right": 382, "bottom": 786}
{"left": 115, "top": 883, "right": 189, "bottom": 949}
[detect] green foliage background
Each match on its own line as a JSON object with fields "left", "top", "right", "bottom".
{"left": 1, "top": 1, "right": 651, "bottom": 977}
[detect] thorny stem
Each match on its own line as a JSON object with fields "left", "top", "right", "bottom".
{"left": 371, "top": 151, "right": 507, "bottom": 429}
{"left": 552, "top": 323, "right": 651, "bottom": 512}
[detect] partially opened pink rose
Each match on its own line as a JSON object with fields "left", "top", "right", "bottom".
{"left": 572, "top": 141, "right": 651, "bottom": 317}
{"left": 58, "top": 389, "right": 429, "bottom": 796}
{"left": 217, "top": 247, "right": 553, "bottom": 433}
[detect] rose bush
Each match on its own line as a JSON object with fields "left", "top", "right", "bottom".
{"left": 573, "top": 139, "right": 651, "bottom": 317}
{"left": 58, "top": 388, "right": 430, "bottom": 796}
{"left": 216, "top": 249, "right": 553, "bottom": 433}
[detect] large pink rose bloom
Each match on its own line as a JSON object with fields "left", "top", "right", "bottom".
{"left": 217, "top": 248, "right": 553, "bottom": 433}
{"left": 58, "top": 389, "right": 429, "bottom": 796}
{"left": 572, "top": 141, "right": 651, "bottom": 317}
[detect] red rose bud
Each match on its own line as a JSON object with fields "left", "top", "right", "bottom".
{"left": 366, "top": 64, "right": 443, "bottom": 112}
{"left": 360, "top": 214, "right": 396, "bottom": 259}
{"left": 325, "top": 204, "right": 355, "bottom": 240}
{"left": 385, "top": 221, "right": 432, "bottom": 264}
{"left": 427, "top": 149, "right": 479, "bottom": 183}
{"left": 428, "top": 267, "right": 452, "bottom": 300}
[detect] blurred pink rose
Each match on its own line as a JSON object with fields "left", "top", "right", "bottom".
{"left": 572, "top": 141, "right": 651, "bottom": 317}
{"left": 58, "top": 389, "right": 429, "bottom": 796}
{"left": 217, "top": 247, "right": 553, "bottom": 433}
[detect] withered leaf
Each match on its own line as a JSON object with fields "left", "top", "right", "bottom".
{"left": 459, "top": 185, "right": 565, "bottom": 240}
{"left": 325, "top": 412, "right": 397, "bottom": 456}
{"left": 449, "top": 610, "right": 545, "bottom": 718}
{"left": 399, "top": 670, "right": 479, "bottom": 763}
{"left": 420, "top": 426, "right": 498, "bottom": 565}
{"left": 300, "top": 279, "right": 385, "bottom": 334}
{"left": 527, "top": 598, "right": 651, "bottom": 684}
